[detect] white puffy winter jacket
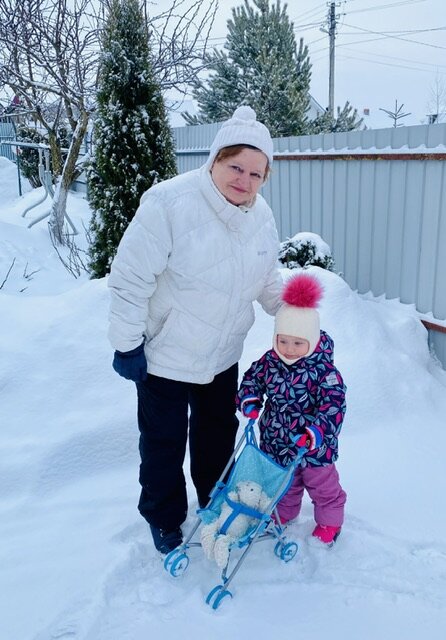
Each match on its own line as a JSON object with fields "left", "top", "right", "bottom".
{"left": 108, "top": 165, "right": 283, "bottom": 384}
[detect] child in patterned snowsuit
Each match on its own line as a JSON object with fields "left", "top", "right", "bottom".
{"left": 236, "top": 273, "right": 347, "bottom": 546}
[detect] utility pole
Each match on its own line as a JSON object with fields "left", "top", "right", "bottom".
{"left": 328, "top": 2, "right": 336, "bottom": 117}
{"left": 321, "top": 2, "right": 340, "bottom": 117}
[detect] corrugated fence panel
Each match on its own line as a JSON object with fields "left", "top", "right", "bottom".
{"left": 385, "top": 160, "right": 407, "bottom": 300}
{"left": 370, "top": 161, "right": 390, "bottom": 296}
{"left": 309, "top": 162, "right": 323, "bottom": 237}
{"left": 356, "top": 161, "right": 376, "bottom": 293}
{"left": 332, "top": 160, "right": 348, "bottom": 274}
{"left": 418, "top": 161, "right": 444, "bottom": 314}
{"left": 0, "top": 121, "right": 16, "bottom": 161}
{"left": 343, "top": 161, "right": 361, "bottom": 289}
{"left": 430, "top": 332, "right": 446, "bottom": 367}
{"left": 399, "top": 162, "right": 424, "bottom": 305}
{"left": 296, "top": 162, "right": 307, "bottom": 233}
{"left": 433, "top": 165, "right": 446, "bottom": 319}
{"left": 176, "top": 151, "right": 208, "bottom": 174}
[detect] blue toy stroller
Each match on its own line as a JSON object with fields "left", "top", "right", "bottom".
{"left": 163, "top": 418, "right": 306, "bottom": 610}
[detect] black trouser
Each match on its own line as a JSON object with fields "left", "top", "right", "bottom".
{"left": 135, "top": 363, "right": 239, "bottom": 530}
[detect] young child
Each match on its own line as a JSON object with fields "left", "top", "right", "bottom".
{"left": 236, "top": 273, "right": 347, "bottom": 546}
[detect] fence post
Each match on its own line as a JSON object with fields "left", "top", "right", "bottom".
{"left": 16, "top": 143, "right": 22, "bottom": 196}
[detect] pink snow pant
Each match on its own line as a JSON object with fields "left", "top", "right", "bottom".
{"left": 276, "top": 464, "right": 346, "bottom": 527}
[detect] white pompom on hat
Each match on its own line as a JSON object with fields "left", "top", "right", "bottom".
{"left": 273, "top": 273, "right": 323, "bottom": 364}
{"left": 206, "top": 105, "right": 274, "bottom": 168}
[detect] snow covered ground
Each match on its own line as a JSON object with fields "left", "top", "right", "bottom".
{"left": 1, "top": 156, "right": 446, "bottom": 639}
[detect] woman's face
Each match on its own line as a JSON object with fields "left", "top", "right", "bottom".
{"left": 210, "top": 148, "right": 268, "bottom": 206}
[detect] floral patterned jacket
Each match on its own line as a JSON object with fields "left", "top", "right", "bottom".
{"left": 236, "top": 331, "right": 346, "bottom": 467}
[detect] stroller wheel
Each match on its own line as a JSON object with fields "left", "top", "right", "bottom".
{"left": 274, "top": 540, "right": 298, "bottom": 562}
{"left": 206, "top": 584, "right": 233, "bottom": 610}
{"left": 164, "top": 549, "right": 190, "bottom": 577}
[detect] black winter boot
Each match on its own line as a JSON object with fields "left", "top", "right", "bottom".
{"left": 150, "top": 525, "right": 183, "bottom": 554}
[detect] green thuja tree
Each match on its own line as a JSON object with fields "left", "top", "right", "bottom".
{"left": 88, "top": 0, "right": 177, "bottom": 278}
{"left": 184, "top": 0, "right": 311, "bottom": 137}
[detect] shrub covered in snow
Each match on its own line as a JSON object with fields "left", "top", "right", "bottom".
{"left": 278, "top": 232, "right": 335, "bottom": 271}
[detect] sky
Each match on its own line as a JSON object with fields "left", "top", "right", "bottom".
{"left": 1, "top": 0, "right": 443, "bottom": 131}
{"left": 162, "top": 0, "right": 446, "bottom": 129}
{"left": 1, "top": 157, "right": 446, "bottom": 638}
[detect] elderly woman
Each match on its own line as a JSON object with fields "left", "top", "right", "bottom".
{"left": 108, "top": 106, "right": 283, "bottom": 554}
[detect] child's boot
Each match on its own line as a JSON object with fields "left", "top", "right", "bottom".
{"left": 311, "top": 524, "right": 341, "bottom": 547}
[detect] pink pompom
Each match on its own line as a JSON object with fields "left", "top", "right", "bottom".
{"left": 282, "top": 273, "right": 323, "bottom": 308}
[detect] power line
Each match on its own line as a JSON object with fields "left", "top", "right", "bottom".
{"left": 342, "top": 22, "right": 446, "bottom": 50}
{"left": 307, "top": 35, "right": 328, "bottom": 47}
{"left": 343, "top": 0, "right": 428, "bottom": 15}
{"left": 339, "top": 26, "right": 446, "bottom": 36}
{"left": 310, "top": 44, "right": 446, "bottom": 73}
{"left": 293, "top": 2, "right": 328, "bottom": 22}
{"left": 310, "top": 27, "right": 446, "bottom": 57}
{"left": 341, "top": 46, "right": 446, "bottom": 69}
{"left": 311, "top": 50, "right": 446, "bottom": 76}
{"left": 336, "top": 52, "right": 446, "bottom": 75}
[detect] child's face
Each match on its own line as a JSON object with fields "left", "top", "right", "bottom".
{"left": 276, "top": 334, "right": 309, "bottom": 360}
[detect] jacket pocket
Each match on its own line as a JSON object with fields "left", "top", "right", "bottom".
{"left": 148, "top": 309, "right": 178, "bottom": 349}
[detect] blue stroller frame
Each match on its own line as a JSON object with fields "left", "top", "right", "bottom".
{"left": 163, "top": 418, "right": 306, "bottom": 609}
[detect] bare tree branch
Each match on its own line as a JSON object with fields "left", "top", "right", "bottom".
{"left": 0, "top": 258, "right": 16, "bottom": 290}
{"left": 0, "top": 0, "right": 100, "bottom": 243}
{"left": 0, "top": 0, "right": 219, "bottom": 245}
{"left": 144, "top": 0, "right": 219, "bottom": 93}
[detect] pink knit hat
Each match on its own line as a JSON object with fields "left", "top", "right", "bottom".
{"left": 273, "top": 273, "right": 323, "bottom": 363}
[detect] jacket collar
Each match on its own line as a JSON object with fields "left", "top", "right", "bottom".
{"left": 199, "top": 165, "right": 257, "bottom": 234}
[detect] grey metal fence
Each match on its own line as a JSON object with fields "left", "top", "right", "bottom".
{"left": 173, "top": 122, "right": 446, "bottom": 367}
{"left": 0, "top": 120, "right": 16, "bottom": 161}
{"left": 1, "top": 116, "right": 445, "bottom": 365}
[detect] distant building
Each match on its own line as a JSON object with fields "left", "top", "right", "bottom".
{"left": 308, "top": 95, "right": 325, "bottom": 120}
{"left": 427, "top": 113, "right": 446, "bottom": 124}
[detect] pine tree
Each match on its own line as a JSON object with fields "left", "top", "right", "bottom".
{"left": 184, "top": 0, "right": 311, "bottom": 137}
{"left": 308, "top": 101, "right": 362, "bottom": 134}
{"left": 87, "top": 0, "right": 177, "bottom": 278}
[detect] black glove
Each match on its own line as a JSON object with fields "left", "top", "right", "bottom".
{"left": 112, "top": 342, "right": 148, "bottom": 382}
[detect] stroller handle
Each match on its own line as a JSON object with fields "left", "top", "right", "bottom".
{"left": 244, "top": 419, "right": 307, "bottom": 466}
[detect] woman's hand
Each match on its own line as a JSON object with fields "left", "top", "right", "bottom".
{"left": 112, "top": 342, "right": 148, "bottom": 382}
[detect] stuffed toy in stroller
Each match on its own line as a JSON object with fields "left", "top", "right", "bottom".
{"left": 200, "top": 480, "right": 271, "bottom": 568}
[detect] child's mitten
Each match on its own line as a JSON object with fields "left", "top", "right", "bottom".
{"left": 241, "top": 396, "right": 262, "bottom": 419}
{"left": 295, "top": 425, "right": 323, "bottom": 450}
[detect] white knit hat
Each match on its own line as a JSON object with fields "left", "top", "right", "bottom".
{"left": 273, "top": 273, "right": 323, "bottom": 364}
{"left": 206, "top": 106, "right": 274, "bottom": 168}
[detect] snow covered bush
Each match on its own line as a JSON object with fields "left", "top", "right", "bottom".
{"left": 16, "top": 125, "right": 70, "bottom": 189}
{"left": 278, "top": 232, "right": 335, "bottom": 271}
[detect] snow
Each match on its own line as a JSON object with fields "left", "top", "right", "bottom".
{"left": 1, "top": 157, "right": 446, "bottom": 639}
{"left": 274, "top": 143, "right": 446, "bottom": 156}
{"left": 284, "top": 231, "right": 332, "bottom": 261}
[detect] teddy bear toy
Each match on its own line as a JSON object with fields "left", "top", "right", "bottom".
{"left": 200, "top": 480, "right": 271, "bottom": 569}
